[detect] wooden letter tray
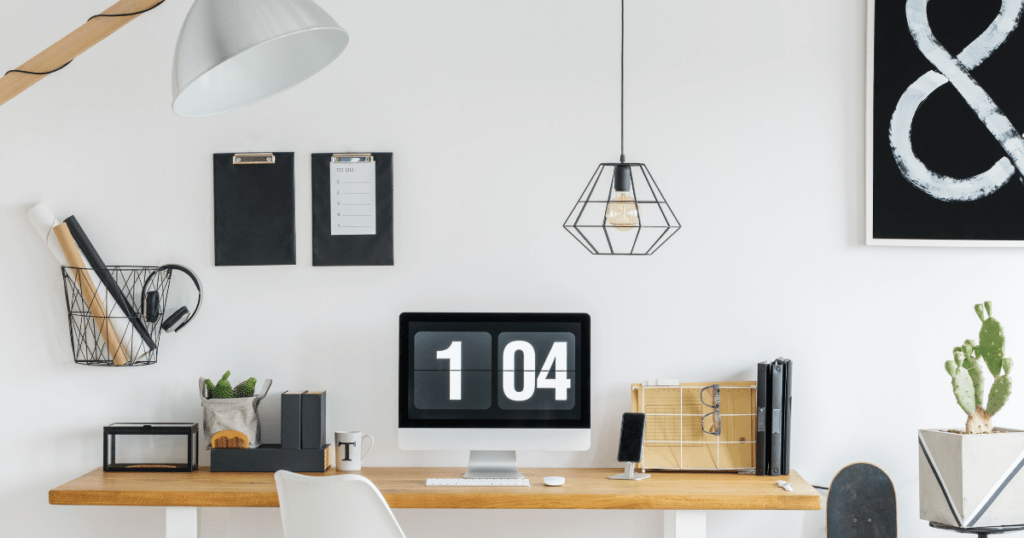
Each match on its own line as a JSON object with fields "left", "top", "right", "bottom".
{"left": 630, "top": 382, "right": 756, "bottom": 472}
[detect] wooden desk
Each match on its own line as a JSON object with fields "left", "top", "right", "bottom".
{"left": 51, "top": 467, "right": 822, "bottom": 538}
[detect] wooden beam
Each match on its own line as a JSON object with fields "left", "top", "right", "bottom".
{"left": 0, "top": 0, "right": 164, "bottom": 108}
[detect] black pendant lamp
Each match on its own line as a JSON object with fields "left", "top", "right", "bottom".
{"left": 563, "top": 0, "right": 680, "bottom": 256}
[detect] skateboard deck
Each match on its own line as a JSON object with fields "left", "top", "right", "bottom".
{"left": 827, "top": 463, "right": 897, "bottom": 538}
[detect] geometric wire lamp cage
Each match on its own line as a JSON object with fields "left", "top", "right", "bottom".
{"left": 562, "top": 0, "right": 680, "bottom": 255}
{"left": 563, "top": 162, "right": 680, "bottom": 255}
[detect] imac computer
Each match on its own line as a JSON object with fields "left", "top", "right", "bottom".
{"left": 399, "top": 312, "right": 590, "bottom": 478}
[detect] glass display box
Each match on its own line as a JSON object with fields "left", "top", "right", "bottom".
{"left": 103, "top": 422, "right": 199, "bottom": 472}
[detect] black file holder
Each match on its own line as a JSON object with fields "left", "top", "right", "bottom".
{"left": 311, "top": 152, "right": 394, "bottom": 266}
{"left": 213, "top": 152, "right": 296, "bottom": 266}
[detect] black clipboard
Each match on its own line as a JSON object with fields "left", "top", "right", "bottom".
{"left": 311, "top": 152, "right": 394, "bottom": 266}
{"left": 213, "top": 152, "right": 296, "bottom": 266}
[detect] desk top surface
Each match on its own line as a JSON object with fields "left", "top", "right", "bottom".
{"left": 50, "top": 467, "right": 822, "bottom": 510}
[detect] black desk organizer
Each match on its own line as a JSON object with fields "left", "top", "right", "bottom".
{"left": 103, "top": 423, "right": 199, "bottom": 472}
{"left": 211, "top": 444, "right": 331, "bottom": 472}
{"left": 211, "top": 391, "right": 330, "bottom": 472}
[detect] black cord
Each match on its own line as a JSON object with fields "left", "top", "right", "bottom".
{"left": 3, "top": 0, "right": 166, "bottom": 78}
{"left": 5, "top": 60, "right": 73, "bottom": 76}
{"left": 813, "top": 485, "right": 829, "bottom": 491}
{"left": 619, "top": 0, "right": 625, "bottom": 163}
{"left": 87, "top": 0, "right": 166, "bottom": 22}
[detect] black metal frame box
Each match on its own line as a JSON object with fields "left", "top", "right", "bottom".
{"left": 103, "top": 422, "right": 199, "bottom": 472}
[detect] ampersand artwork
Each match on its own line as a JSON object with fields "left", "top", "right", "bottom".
{"left": 891, "top": 0, "right": 1024, "bottom": 201}
{"left": 870, "top": 0, "right": 1024, "bottom": 243}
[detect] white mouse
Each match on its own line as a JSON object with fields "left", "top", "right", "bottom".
{"left": 543, "top": 476, "right": 565, "bottom": 487}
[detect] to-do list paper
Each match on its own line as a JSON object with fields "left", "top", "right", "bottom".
{"left": 330, "top": 161, "right": 376, "bottom": 235}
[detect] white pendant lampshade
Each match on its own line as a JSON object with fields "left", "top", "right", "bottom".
{"left": 171, "top": 0, "right": 349, "bottom": 117}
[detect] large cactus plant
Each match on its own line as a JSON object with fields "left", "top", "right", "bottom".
{"left": 945, "top": 302, "right": 1014, "bottom": 434}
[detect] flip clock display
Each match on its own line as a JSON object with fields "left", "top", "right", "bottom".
{"left": 412, "top": 331, "right": 577, "bottom": 412}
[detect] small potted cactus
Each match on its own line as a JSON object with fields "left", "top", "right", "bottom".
{"left": 920, "top": 302, "right": 1024, "bottom": 529}
{"left": 198, "top": 371, "right": 271, "bottom": 449}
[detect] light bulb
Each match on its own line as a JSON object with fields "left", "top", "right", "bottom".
{"left": 606, "top": 191, "right": 639, "bottom": 230}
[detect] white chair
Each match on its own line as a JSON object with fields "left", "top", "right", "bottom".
{"left": 274, "top": 470, "right": 407, "bottom": 538}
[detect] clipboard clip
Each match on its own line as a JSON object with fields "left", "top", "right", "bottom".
{"left": 233, "top": 153, "right": 275, "bottom": 165}
{"left": 331, "top": 153, "right": 374, "bottom": 163}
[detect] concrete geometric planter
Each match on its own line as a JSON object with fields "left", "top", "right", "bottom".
{"left": 919, "top": 428, "right": 1024, "bottom": 528}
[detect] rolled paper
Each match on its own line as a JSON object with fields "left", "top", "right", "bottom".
{"left": 28, "top": 203, "right": 150, "bottom": 361}
{"left": 27, "top": 203, "right": 68, "bottom": 265}
{"left": 52, "top": 223, "right": 130, "bottom": 366}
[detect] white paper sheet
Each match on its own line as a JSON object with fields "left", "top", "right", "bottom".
{"left": 330, "top": 161, "right": 376, "bottom": 235}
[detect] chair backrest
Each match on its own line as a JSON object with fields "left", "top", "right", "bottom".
{"left": 826, "top": 463, "right": 897, "bottom": 538}
{"left": 275, "top": 471, "right": 407, "bottom": 538}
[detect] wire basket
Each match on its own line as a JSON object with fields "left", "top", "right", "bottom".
{"left": 61, "top": 266, "right": 172, "bottom": 366}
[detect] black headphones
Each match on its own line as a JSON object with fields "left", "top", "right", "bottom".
{"left": 141, "top": 264, "right": 203, "bottom": 333}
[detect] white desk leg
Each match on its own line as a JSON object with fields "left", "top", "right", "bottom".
{"left": 664, "top": 511, "right": 706, "bottom": 538}
{"left": 166, "top": 507, "right": 198, "bottom": 538}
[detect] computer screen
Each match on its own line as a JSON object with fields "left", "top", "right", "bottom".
{"left": 399, "top": 313, "right": 590, "bottom": 429}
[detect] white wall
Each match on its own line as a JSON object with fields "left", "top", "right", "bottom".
{"left": 2, "top": 0, "right": 1021, "bottom": 536}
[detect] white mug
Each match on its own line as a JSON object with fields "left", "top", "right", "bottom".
{"left": 335, "top": 431, "right": 374, "bottom": 471}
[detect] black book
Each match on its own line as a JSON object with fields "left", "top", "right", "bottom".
{"left": 301, "top": 391, "right": 327, "bottom": 449}
{"left": 756, "top": 361, "right": 771, "bottom": 475}
{"left": 211, "top": 444, "right": 330, "bottom": 472}
{"left": 769, "top": 361, "right": 784, "bottom": 476}
{"left": 779, "top": 358, "right": 793, "bottom": 475}
{"left": 281, "top": 391, "right": 305, "bottom": 450}
{"left": 64, "top": 216, "right": 157, "bottom": 351}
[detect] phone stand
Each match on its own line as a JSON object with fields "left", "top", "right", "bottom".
{"left": 608, "top": 463, "right": 650, "bottom": 480}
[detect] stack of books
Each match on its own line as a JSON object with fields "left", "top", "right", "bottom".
{"left": 756, "top": 359, "right": 792, "bottom": 476}
{"left": 211, "top": 390, "right": 330, "bottom": 472}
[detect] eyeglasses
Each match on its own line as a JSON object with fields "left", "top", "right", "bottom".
{"left": 701, "top": 384, "right": 721, "bottom": 436}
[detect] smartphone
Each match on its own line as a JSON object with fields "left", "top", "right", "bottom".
{"left": 617, "top": 412, "right": 646, "bottom": 463}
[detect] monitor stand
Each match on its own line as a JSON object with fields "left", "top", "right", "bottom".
{"left": 608, "top": 463, "right": 650, "bottom": 480}
{"left": 463, "top": 450, "right": 526, "bottom": 479}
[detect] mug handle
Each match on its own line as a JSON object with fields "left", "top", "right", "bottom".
{"left": 361, "top": 434, "right": 374, "bottom": 461}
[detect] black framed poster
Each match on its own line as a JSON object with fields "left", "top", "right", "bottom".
{"left": 868, "top": 0, "right": 1024, "bottom": 246}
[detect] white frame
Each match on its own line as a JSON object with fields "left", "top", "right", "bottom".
{"left": 864, "top": 0, "right": 1024, "bottom": 247}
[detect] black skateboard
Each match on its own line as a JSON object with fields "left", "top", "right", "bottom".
{"left": 826, "top": 463, "right": 897, "bottom": 538}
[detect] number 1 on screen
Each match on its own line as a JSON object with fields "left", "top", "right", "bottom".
{"left": 436, "top": 342, "right": 462, "bottom": 400}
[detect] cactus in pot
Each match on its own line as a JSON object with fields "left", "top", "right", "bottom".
{"left": 233, "top": 377, "right": 257, "bottom": 398}
{"left": 211, "top": 371, "right": 235, "bottom": 399}
{"left": 944, "top": 302, "right": 1014, "bottom": 434}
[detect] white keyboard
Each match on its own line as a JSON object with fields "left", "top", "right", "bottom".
{"left": 425, "top": 478, "right": 530, "bottom": 487}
